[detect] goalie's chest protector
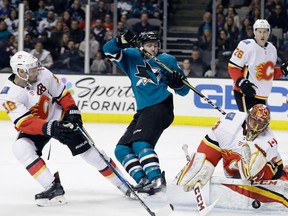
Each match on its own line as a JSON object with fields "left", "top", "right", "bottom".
{"left": 214, "top": 111, "right": 248, "bottom": 153}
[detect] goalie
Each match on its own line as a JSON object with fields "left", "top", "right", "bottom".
{"left": 176, "top": 104, "right": 285, "bottom": 191}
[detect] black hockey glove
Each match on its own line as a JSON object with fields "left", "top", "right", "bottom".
{"left": 65, "top": 106, "right": 82, "bottom": 128}
{"left": 167, "top": 71, "right": 185, "bottom": 90}
{"left": 116, "top": 29, "right": 137, "bottom": 49}
{"left": 236, "top": 77, "right": 257, "bottom": 97}
{"left": 280, "top": 61, "right": 288, "bottom": 76}
{"left": 42, "top": 121, "right": 75, "bottom": 144}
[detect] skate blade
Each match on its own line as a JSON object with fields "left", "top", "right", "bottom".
{"left": 36, "top": 195, "right": 67, "bottom": 207}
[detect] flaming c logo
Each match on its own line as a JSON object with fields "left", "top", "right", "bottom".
{"left": 255, "top": 61, "right": 274, "bottom": 81}
{"left": 30, "top": 95, "right": 50, "bottom": 119}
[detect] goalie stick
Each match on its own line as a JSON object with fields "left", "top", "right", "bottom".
{"left": 181, "top": 144, "right": 219, "bottom": 216}
{"left": 138, "top": 47, "right": 226, "bottom": 115}
{"left": 77, "top": 126, "right": 174, "bottom": 216}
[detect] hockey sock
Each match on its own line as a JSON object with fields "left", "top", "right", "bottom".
{"left": 26, "top": 157, "right": 55, "bottom": 189}
{"left": 81, "top": 147, "right": 125, "bottom": 187}
{"left": 115, "top": 144, "right": 145, "bottom": 183}
{"left": 132, "top": 141, "right": 161, "bottom": 182}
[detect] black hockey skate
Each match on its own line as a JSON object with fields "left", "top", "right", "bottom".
{"left": 137, "top": 171, "right": 167, "bottom": 195}
{"left": 35, "top": 172, "right": 67, "bottom": 207}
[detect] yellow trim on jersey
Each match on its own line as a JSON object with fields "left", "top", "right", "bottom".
{"left": 255, "top": 95, "right": 268, "bottom": 100}
{"left": 15, "top": 114, "right": 33, "bottom": 129}
{"left": 202, "top": 136, "right": 221, "bottom": 152}
{"left": 228, "top": 62, "right": 242, "bottom": 70}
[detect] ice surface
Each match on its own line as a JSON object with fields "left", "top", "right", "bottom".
{"left": 0, "top": 121, "right": 287, "bottom": 216}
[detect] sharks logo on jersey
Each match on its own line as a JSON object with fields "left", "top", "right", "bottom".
{"left": 135, "top": 61, "right": 161, "bottom": 86}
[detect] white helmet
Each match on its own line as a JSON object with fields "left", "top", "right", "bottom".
{"left": 10, "top": 51, "right": 40, "bottom": 81}
{"left": 253, "top": 19, "right": 270, "bottom": 36}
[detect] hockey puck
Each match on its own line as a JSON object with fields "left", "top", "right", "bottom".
{"left": 252, "top": 200, "right": 261, "bottom": 209}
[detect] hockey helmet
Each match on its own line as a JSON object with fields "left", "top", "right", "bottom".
{"left": 246, "top": 104, "right": 270, "bottom": 141}
{"left": 137, "top": 31, "right": 160, "bottom": 48}
{"left": 10, "top": 51, "right": 40, "bottom": 81}
{"left": 253, "top": 19, "right": 270, "bottom": 36}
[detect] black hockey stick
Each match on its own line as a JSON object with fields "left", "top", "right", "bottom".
{"left": 77, "top": 126, "right": 174, "bottom": 216}
{"left": 138, "top": 47, "right": 226, "bottom": 115}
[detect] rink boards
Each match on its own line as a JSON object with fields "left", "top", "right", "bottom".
{"left": 0, "top": 74, "right": 287, "bottom": 130}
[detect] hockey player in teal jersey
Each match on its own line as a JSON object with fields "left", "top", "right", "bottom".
{"left": 104, "top": 30, "right": 190, "bottom": 195}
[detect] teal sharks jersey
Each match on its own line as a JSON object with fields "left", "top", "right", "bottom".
{"left": 103, "top": 38, "right": 189, "bottom": 110}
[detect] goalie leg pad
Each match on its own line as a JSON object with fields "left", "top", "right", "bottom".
{"left": 175, "top": 152, "right": 215, "bottom": 190}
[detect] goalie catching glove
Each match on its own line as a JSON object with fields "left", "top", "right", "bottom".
{"left": 174, "top": 152, "right": 215, "bottom": 192}
{"left": 238, "top": 142, "right": 267, "bottom": 182}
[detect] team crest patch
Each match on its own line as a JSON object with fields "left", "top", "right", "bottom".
{"left": 1, "top": 86, "right": 10, "bottom": 94}
{"left": 225, "top": 112, "right": 236, "bottom": 121}
{"left": 243, "top": 40, "right": 251, "bottom": 44}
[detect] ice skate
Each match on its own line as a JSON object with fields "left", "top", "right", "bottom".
{"left": 35, "top": 172, "right": 67, "bottom": 207}
{"left": 137, "top": 172, "right": 166, "bottom": 195}
{"left": 117, "top": 183, "right": 135, "bottom": 199}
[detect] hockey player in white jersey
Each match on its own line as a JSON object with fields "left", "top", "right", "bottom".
{"left": 0, "top": 51, "right": 130, "bottom": 206}
{"left": 228, "top": 19, "right": 288, "bottom": 112}
{"left": 176, "top": 104, "right": 284, "bottom": 191}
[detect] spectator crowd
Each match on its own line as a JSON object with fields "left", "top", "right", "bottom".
{"left": 0, "top": 0, "right": 165, "bottom": 74}
{"left": 181, "top": 0, "right": 288, "bottom": 78}
{"left": 0, "top": 0, "right": 287, "bottom": 78}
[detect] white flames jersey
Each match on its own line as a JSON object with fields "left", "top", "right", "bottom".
{"left": 0, "top": 68, "right": 65, "bottom": 131}
{"left": 229, "top": 39, "right": 277, "bottom": 98}
{"left": 207, "top": 111, "right": 281, "bottom": 177}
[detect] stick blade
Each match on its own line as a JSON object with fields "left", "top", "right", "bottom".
{"left": 199, "top": 197, "right": 219, "bottom": 216}
{"left": 156, "top": 204, "right": 174, "bottom": 216}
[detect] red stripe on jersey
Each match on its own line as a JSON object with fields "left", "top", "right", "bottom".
{"left": 228, "top": 63, "right": 243, "bottom": 82}
{"left": 58, "top": 90, "right": 76, "bottom": 112}
{"left": 26, "top": 158, "right": 46, "bottom": 177}
{"left": 197, "top": 139, "right": 221, "bottom": 167}
{"left": 99, "top": 160, "right": 116, "bottom": 177}
{"left": 16, "top": 116, "right": 46, "bottom": 135}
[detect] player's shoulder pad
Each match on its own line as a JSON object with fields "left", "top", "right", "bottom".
{"left": 157, "top": 53, "right": 177, "bottom": 64}
{"left": 224, "top": 111, "right": 247, "bottom": 122}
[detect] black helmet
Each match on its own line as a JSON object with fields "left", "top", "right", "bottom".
{"left": 137, "top": 31, "right": 160, "bottom": 48}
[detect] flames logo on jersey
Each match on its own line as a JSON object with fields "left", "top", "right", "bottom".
{"left": 221, "top": 149, "right": 241, "bottom": 176}
{"left": 255, "top": 61, "right": 274, "bottom": 81}
{"left": 30, "top": 95, "right": 50, "bottom": 119}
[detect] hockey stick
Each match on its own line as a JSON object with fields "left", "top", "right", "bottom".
{"left": 138, "top": 47, "right": 226, "bottom": 115}
{"left": 77, "top": 126, "right": 174, "bottom": 216}
{"left": 182, "top": 144, "right": 219, "bottom": 216}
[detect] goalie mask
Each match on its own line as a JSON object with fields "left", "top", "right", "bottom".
{"left": 137, "top": 31, "right": 161, "bottom": 49}
{"left": 246, "top": 104, "right": 270, "bottom": 141}
{"left": 10, "top": 51, "right": 40, "bottom": 82}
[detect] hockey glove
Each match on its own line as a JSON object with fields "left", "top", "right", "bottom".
{"left": 280, "top": 61, "right": 288, "bottom": 76}
{"left": 167, "top": 71, "right": 185, "bottom": 90}
{"left": 42, "top": 121, "right": 75, "bottom": 144}
{"left": 236, "top": 77, "right": 257, "bottom": 97}
{"left": 116, "top": 29, "right": 137, "bottom": 49}
{"left": 65, "top": 106, "right": 82, "bottom": 128}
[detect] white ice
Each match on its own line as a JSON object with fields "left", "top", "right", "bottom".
{"left": 0, "top": 121, "right": 287, "bottom": 216}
